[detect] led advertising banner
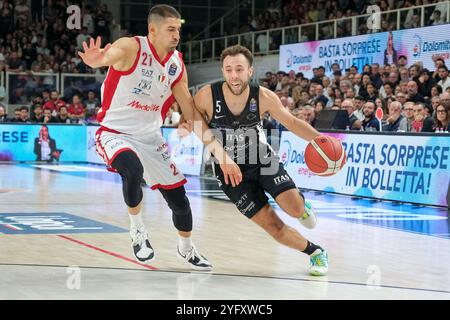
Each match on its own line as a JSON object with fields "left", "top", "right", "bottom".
{"left": 279, "top": 131, "right": 450, "bottom": 207}
{"left": 86, "top": 125, "right": 103, "bottom": 164}
{"left": 0, "top": 124, "right": 86, "bottom": 162}
{"left": 87, "top": 126, "right": 204, "bottom": 176}
{"left": 161, "top": 127, "right": 203, "bottom": 176}
{"left": 280, "top": 24, "right": 450, "bottom": 78}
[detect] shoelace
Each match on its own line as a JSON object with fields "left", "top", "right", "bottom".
{"left": 131, "top": 228, "right": 147, "bottom": 247}
{"left": 311, "top": 252, "right": 327, "bottom": 267}
{"left": 302, "top": 202, "right": 312, "bottom": 220}
{"left": 183, "top": 246, "right": 197, "bottom": 262}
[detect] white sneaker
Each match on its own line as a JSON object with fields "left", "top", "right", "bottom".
{"left": 130, "top": 226, "right": 154, "bottom": 263}
{"left": 177, "top": 244, "right": 212, "bottom": 271}
{"left": 309, "top": 249, "right": 329, "bottom": 276}
{"left": 299, "top": 199, "right": 317, "bottom": 229}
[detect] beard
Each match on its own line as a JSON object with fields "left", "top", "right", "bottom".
{"left": 225, "top": 80, "right": 249, "bottom": 96}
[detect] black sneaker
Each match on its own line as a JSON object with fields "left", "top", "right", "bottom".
{"left": 130, "top": 226, "right": 154, "bottom": 263}
{"left": 177, "top": 244, "right": 212, "bottom": 271}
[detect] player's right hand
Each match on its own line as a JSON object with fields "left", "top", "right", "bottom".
{"left": 78, "top": 36, "right": 111, "bottom": 68}
{"left": 177, "top": 115, "right": 193, "bottom": 138}
{"left": 220, "top": 162, "right": 242, "bottom": 187}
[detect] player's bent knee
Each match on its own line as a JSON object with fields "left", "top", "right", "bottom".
{"left": 112, "top": 151, "right": 144, "bottom": 181}
{"left": 160, "top": 186, "right": 193, "bottom": 232}
{"left": 111, "top": 151, "right": 144, "bottom": 208}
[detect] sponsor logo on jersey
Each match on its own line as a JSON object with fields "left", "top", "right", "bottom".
{"left": 156, "top": 142, "right": 168, "bottom": 152}
{"left": 127, "top": 100, "right": 160, "bottom": 112}
{"left": 249, "top": 98, "right": 257, "bottom": 112}
{"left": 109, "top": 141, "right": 124, "bottom": 150}
{"left": 141, "top": 69, "right": 154, "bottom": 78}
{"left": 138, "top": 79, "right": 152, "bottom": 90}
{"left": 131, "top": 87, "right": 151, "bottom": 96}
{"left": 168, "top": 62, "right": 177, "bottom": 76}
{"left": 158, "top": 74, "right": 166, "bottom": 82}
{"left": 235, "top": 193, "right": 248, "bottom": 208}
{"left": 161, "top": 151, "right": 171, "bottom": 161}
{"left": 240, "top": 201, "right": 256, "bottom": 214}
{"left": 273, "top": 174, "right": 291, "bottom": 185}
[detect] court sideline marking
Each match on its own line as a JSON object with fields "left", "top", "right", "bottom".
{"left": 1, "top": 262, "right": 450, "bottom": 296}
{"left": 57, "top": 235, "right": 158, "bottom": 270}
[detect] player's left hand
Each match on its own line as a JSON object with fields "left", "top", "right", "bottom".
{"left": 220, "top": 161, "right": 243, "bottom": 187}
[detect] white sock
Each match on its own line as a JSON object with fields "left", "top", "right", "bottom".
{"left": 129, "top": 212, "right": 144, "bottom": 229}
{"left": 178, "top": 235, "right": 193, "bottom": 254}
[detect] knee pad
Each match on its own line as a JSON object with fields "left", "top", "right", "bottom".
{"left": 159, "top": 186, "right": 192, "bottom": 232}
{"left": 111, "top": 151, "right": 144, "bottom": 208}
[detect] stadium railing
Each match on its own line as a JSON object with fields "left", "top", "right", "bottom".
{"left": 2, "top": 72, "right": 106, "bottom": 115}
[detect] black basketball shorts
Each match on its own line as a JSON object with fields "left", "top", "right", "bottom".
{"left": 215, "top": 162, "right": 297, "bottom": 218}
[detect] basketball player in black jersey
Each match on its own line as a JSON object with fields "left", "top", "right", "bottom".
{"left": 192, "top": 45, "right": 329, "bottom": 276}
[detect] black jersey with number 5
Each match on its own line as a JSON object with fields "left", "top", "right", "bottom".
{"left": 208, "top": 81, "right": 276, "bottom": 168}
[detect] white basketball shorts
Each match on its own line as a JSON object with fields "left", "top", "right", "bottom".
{"left": 95, "top": 127, "right": 186, "bottom": 190}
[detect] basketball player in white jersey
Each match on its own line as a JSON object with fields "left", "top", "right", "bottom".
{"left": 78, "top": 5, "right": 242, "bottom": 270}
{"left": 190, "top": 45, "right": 330, "bottom": 275}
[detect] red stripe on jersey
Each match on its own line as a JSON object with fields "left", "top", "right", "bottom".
{"left": 170, "top": 51, "right": 185, "bottom": 89}
{"left": 97, "top": 37, "right": 141, "bottom": 123}
{"left": 98, "top": 125, "right": 122, "bottom": 134}
{"left": 151, "top": 178, "right": 187, "bottom": 190}
{"left": 97, "top": 69, "right": 121, "bottom": 123}
{"left": 147, "top": 36, "right": 174, "bottom": 67}
{"left": 95, "top": 128, "right": 109, "bottom": 163}
{"left": 160, "top": 94, "right": 175, "bottom": 121}
{"left": 110, "top": 37, "right": 141, "bottom": 75}
{"left": 108, "top": 147, "right": 136, "bottom": 166}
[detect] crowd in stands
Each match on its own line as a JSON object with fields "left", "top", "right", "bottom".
{"left": 260, "top": 55, "right": 450, "bottom": 133}
{"left": 0, "top": 0, "right": 129, "bottom": 122}
{"left": 0, "top": 87, "right": 100, "bottom": 124}
{"left": 0, "top": 0, "right": 125, "bottom": 74}
{"left": 0, "top": 1, "right": 449, "bottom": 133}
{"left": 236, "top": 0, "right": 449, "bottom": 50}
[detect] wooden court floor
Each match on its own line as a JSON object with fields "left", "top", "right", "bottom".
{"left": 0, "top": 164, "right": 449, "bottom": 299}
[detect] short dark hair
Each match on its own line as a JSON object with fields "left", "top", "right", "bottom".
{"left": 148, "top": 4, "right": 181, "bottom": 24}
{"left": 220, "top": 45, "right": 253, "bottom": 66}
{"left": 398, "top": 55, "right": 407, "bottom": 60}
{"left": 438, "top": 65, "right": 449, "bottom": 72}
{"left": 432, "top": 84, "right": 443, "bottom": 94}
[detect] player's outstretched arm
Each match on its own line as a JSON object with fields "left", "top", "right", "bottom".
{"left": 78, "top": 36, "right": 138, "bottom": 70}
{"left": 172, "top": 74, "right": 242, "bottom": 187}
{"left": 260, "top": 87, "right": 320, "bottom": 142}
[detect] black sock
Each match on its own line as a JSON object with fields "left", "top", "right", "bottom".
{"left": 302, "top": 240, "right": 323, "bottom": 255}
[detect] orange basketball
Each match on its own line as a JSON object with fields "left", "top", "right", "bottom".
{"left": 305, "top": 135, "right": 346, "bottom": 176}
